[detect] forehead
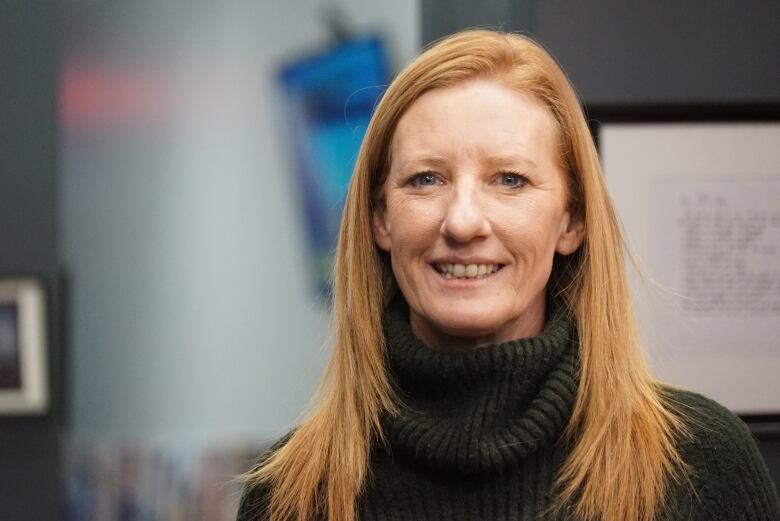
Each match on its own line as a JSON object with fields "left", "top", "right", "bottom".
{"left": 390, "top": 80, "right": 560, "bottom": 169}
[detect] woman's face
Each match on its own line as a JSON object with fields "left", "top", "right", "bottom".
{"left": 373, "top": 79, "right": 584, "bottom": 349}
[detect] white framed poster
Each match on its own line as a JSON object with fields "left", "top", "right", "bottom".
{"left": 0, "top": 277, "right": 49, "bottom": 414}
{"left": 594, "top": 108, "right": 780, "bottom": 417}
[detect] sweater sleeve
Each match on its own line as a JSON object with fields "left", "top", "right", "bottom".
{"left": 667, "top": 389, "right": 780, "bottom": 521}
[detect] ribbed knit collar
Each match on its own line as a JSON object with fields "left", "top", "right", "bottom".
{"left": 381, "top": 297, "right": 580, "bottom": 476}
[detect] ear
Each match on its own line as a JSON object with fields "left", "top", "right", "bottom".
{"left": 555, "top": 212, "right": 585, "bottom": 255}
{"left": 373, "top": 205, "right": 392, "bottom": 252}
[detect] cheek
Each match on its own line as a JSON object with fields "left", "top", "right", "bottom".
{"left": 385, "top": 197, "right": 443, "bottom": 249}
{"left": 492, "top": 202, "right": 567, "bottom": 260}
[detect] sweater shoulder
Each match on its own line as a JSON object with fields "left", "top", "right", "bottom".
{"left": 660, "top": 386, "right": 780, "bottom": 519}
{"left": 663, "top": 386, "right": 753, "bottom": 445}
{"left": 662, "top": 386, "right": 762, "bottom": 468}
{"left": 236, "top": 432, "right": 294, "bottom": 521}
{"left": 236, "top": 478, "right": 270, "bottom": 521}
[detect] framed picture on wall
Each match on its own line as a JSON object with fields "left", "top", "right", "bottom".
{"left": 587, "top": 104, "right": 780, "bottom": 431}
{"left": 0, "top": 277, "right": 48, "bottom": 414}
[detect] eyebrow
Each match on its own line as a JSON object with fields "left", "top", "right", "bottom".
{"left": 397, "top": 154, "right": 538, "bottom": 171}
{"left": 483, "top": 155, "right": 538, "bottom": 170}
{"left": 397, "top": 156, "right": 448, "bottom": 171}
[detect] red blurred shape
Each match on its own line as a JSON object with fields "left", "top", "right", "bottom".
{"left": 59, "top": 63, "right": 169, "bottom": 129}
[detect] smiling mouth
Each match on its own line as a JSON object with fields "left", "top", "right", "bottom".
{"left": 432, "top": 263, "right": 505, "bottom": 280}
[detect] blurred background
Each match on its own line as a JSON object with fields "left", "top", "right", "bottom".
{"left": 1, "top": 1, "right": 778, "bottom": 519}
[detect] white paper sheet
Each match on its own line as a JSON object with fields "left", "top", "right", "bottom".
{"left": 601, "top": 123, "right": 780, "bottom": 414}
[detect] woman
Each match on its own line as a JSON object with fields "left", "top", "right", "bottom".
{"left": 238, "top": 30, "right": 780, "bottom": 521}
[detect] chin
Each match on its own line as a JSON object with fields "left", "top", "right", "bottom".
{"left": 411, "top": 297, "right": 541, "bottom": 346}
{"left": 442, "top": 326, "right": 505, "bottom": 342}
{"left": 429, "top": 310, "right": 508, "bottom": 339}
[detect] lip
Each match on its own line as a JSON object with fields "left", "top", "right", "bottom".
{"left": 427, "top": 263, "right": 506, "bottom": 284}
{"left": 428, "top": 257, "right": 505, "bottom": 265}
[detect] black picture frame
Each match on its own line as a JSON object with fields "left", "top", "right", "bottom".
{"left": 0, "top": 276, "right": 49, "bottom": 414}
{"left": 586, "top": 103, "right": 780, "bottom": 435}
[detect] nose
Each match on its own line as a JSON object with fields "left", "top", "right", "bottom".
{"left": 440, "top": 179, "right": 491, "bottom": 242}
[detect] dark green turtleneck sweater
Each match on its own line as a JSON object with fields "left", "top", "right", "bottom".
{"left": 238, "top": 301, "right": 780, "bottom": 520}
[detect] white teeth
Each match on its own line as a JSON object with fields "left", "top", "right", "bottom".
{"left": 435, "top": 263, "right": 501, "bottom": 279}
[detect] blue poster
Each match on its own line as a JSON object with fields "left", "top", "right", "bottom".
{"left": 278, "top": 36, "right": 389, "bottom": 295}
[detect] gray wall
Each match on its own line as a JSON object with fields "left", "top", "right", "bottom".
{"left": 61, "top": 0, "right": 420, "bottom": 448}
{"left": 0, "top": 2, "right": 63, "bottom": 520}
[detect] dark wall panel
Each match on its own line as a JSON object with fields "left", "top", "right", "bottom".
{"left": 422, "top": 0, "right": 533, "bottom": 46}
{"left": 0, "top": 2, "right": 63, "bottom": 520}
{"left": 535, "top": 0, "right": 780, "bottom": 105}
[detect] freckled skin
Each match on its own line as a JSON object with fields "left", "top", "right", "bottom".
{"left": 373, "top": 80, "right": 584, "bottom": 350}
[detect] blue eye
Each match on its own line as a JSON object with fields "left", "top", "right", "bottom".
{"left": 410, "top": 172, "right": 438, "bottom": 187}
{"left": 499, "top": 172, "right": 528, "bottom": 188}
